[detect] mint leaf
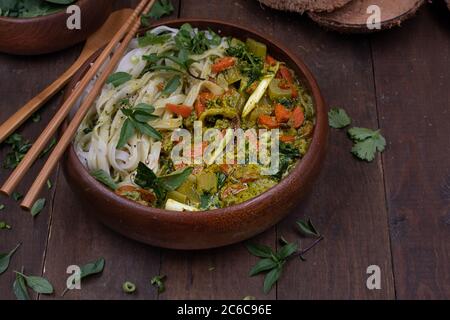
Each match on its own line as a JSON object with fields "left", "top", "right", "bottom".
{"left": 0, "top": 243, "right": 21, "bottom": 274}
{"left": 328, "top": 108, "right": 351, "bottom": 129}
{"left": 141, "top": 0, "right": 174, "bottom": 26}
{"left": 263, "top": 266, "right": 282, "bottom": 294}
{"left": 246, "top": 243, "right": 273, "bottom": 258}
{"left": 249, "top": 259, "right": 277, "bottom": 276}
{"left": 106, "top": 72, "right": 132, "bottom": 88}
{"left": 91, "top": 170, "right": 118, "bottom": 190}
{"left": 297, "top": 219, "right": 321, "bottom": 238}
{"left": 31, "top": 198, "right": 46, "bottom": 217}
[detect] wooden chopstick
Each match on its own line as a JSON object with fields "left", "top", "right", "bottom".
{"left": 20, "top": 0, "right": 157, "bottom": 210}
{"left": 0, "top": 0, "right": 152, "bottom": 197}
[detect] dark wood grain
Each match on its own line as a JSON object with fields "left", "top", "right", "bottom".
{"left": 1, "top": 0, "right": 449, "bottom": 300}
{"left": 0, "top": 48, "right": 80, "bottom": 299}
{"left": 260, "top": 4, "right": 395, "bottom": 300}
{"left": 39, "top": 0, "right": 181, "bottom": 300}
{"left": 371, "top": 6, "right": 450, "bottom": 299}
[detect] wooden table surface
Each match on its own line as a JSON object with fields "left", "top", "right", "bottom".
{"left": 1, "top": 0, "right": 449, "bottom": 300}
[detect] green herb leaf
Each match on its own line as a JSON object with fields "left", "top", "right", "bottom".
{"left": 296, "top": 219, "right": 321, "bottom": 238}
{"left": 31, "top": 198, "right": 46, "bottom": 217}
{"left": 0, "top": 221, "right": 11, "bottom": 230}
{"left": 63, "top": 257, "right": 105, "bottom": 296}
{"left": 133, "top": 121, "right": 163, "bottom": 141}
{"left": 150, "top": 275, "right": 166, "bottom": 293}
{"left": 249, "top": 258, "right": 278, "bottom": 277}
{"left": 13, "top": 272, "right": 30, "bottom": 300}
{"left": 246, "top": 243, "right": 273, "bottom": 258}
{"left": 117, "top": 118, "right": 136, "bottom": 148}
{"left": 158, "top": 167, "right": 193, "bottom": 191}
{"left": 80, "top": 258, "right": 105, "bottom": 278}
{"left": 0, "top": 204, "right": 4, "bottom": 210}
{"left": 12, "top": 192, "right": 22, "bottom": 201}
{"left": 18, "top": 273, "right": 54, "bottom": 294}
{"left": 348, "top": 128, "right": 386, "bottom": 162}
{"left": 161, "top": 75, "right": 181, "bottom": 97}
{"left": 175, "top": 23, "right": 221, "bottom": 55}
{"left": 90, "top": 170, "right": 118, "bottom": 190}
{"left": 276, "top": 242, "right": 298, "bottom": 260}
{"left": 141, "top": 0, "right": 174, "bottom": 26}
{"left": 47, "top": 180, "right": 52, "bottom": 189}
{"left": 328, "top": 108, "right": 351, "bottom": 129}
{"left": 263, "top": 266, "right": 282, "bottom": 294}
{"left": 106, "top": 72, "right": 132, "bottom": 88}
{"left": 138, "top": 33, "right": 171, "bottom": 47}
{"left": 3, "top": 133, "right": 32, "bottom": 169}
{"left": 0, "top": 243, "right": 21, "bottom": 274}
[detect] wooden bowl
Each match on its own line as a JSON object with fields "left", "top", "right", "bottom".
{"left": 0, "top": 0, "right": 113, "bottom": 55}
{"left": 63, "top": 19, "right": 328, "bottom": 250}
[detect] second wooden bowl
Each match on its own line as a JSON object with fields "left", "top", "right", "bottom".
{"left": 63, "top": 19, "right": 329, "bottom": 250}
{"left": 0, "top": 0, "right": 113, "bottom": 55}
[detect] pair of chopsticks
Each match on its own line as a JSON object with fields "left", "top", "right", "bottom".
{"left": 0, "top": 0, "right": 157, "bottom": 210}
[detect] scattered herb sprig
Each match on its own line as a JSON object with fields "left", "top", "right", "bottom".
{"left": 0, "top": 243, "right": 21, "bottom": 275}
{"left": 0, "top": 0, "right": 77, "bottom": 18}
{"left": 117, "top": 102, "right": 161, "bottom": 148}
{"left": 141, "top": 0, "right": 174, "bottom": 26}
{"left": 328, "top": 108, "right": 386, "bottom": 162}
{"left": 247, "top": 219, "right": 323, "bottom": 294}
{"left": 62, "top": 257, "right": 105, "bottom": 296}
{"left": 3, "top": 133, "right": 32, "bottom": 169}
{"left": 14, "top": 271, "right": 54, "bottom": 295}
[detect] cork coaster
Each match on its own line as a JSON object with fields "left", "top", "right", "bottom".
{"left": 308, "top": 0, "right": 425, "bottom": 33}
{"left": 259, "top": 0, "right": 353, "bottom": 13}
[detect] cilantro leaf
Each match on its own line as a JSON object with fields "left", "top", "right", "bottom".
{"left": 348, "top": 127, "right": 386, "bottom": 162}
{"left": 141, "top": 0, "right": 174, "bottom": 26}
{"left": 106, "top": 72, "right": 132, "bottom": 88}
{"left": 328, "top": 108, "right": 351, "bottom": 129}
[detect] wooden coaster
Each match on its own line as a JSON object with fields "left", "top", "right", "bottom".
{"left": 308, "top": 0, "right": 425, "bottom": 33}
{"left": 259, "top": 0, "right": 353, "bottom": 13}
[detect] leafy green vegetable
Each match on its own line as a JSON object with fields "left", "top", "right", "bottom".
{"left": 47, "top": 179, "right": 52, "bottom": 189}
{"left": 249, "top": 258, "right": 278, "bottom": 276}
{"left": 15, "top": 272, "right": 53, "bottom": 294}
{"left": 0, "top": 243, "right": 21, "bottom": 275}
{"left": 106, "top": 72, "right": 132, "bottom": 88}
{"left": 141, "top": 0, "right": 174, "bottom": 26}
{"left": 30, "top": 198, "right": 46, "bottom": 217}
{"left": 117, "top": 103, "right": 161, "bottom": 148}
{"left": 63, "top": 257, "right": 105, "bottom": 296}
{"left": 151, "top": 275, "right": 166, "bottom": 293}
{"left": 0, "top": 0, "right": 76, "bottom": 18}
{"left": 135, "top": 162, "right": 192, "bottom": 204}
{"left": 348, "top": 127, "right": 386, "bottom": 162}
{"left": 263, "top": 266, "right": 282, "bottom": 294}
{"left": 328, "top": 108, "right": 351, "bottom": 129}
{"left": 274, "top": 142, "right": 301, "bottom": 180}
{"left": 13, "top": 271, "right": 30, "bottom": 300}
{"left": 3, "top": 133, "right": 32, "bottom": 169}
{"left": 143, "top": 50, "right": 202, "bottom": 80}
{"left": 296, "top": 219, "right": 321, "bottom": 238}
{"left": 91, "top": 170, "right": 118, "bottom": 190}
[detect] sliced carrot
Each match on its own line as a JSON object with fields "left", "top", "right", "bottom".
{"left": 280, "top": 135, "right": 296, "bottom": 143}
{"left": 166, "top": 103, "right": 193, "bottom": 118}
{"left": 279, "top": 66, "right": 293, "bottom": 84}
{"left": 258, "top": 115, "right": 279, "bottom": 129}
{"left": 212, "top": 57, "right": 236, "bottom": 73}
{"left": 291, "top": 107, "right": 305, "bottom": 129}
{"left": 266, "top": 55, "right": 277, "bottom": 66}
{"left": 199, "top": 91, "right": 215, "bottom": 103}
{"left": 274, "top": 104, "right": 291, "bottom": 123}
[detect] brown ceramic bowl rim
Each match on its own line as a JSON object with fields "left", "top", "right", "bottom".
{"left": 67, "top": 18, "right": 327, "bottom": 223}
{"left": 0, "top": 0, "right": 84, "bottom": 22}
